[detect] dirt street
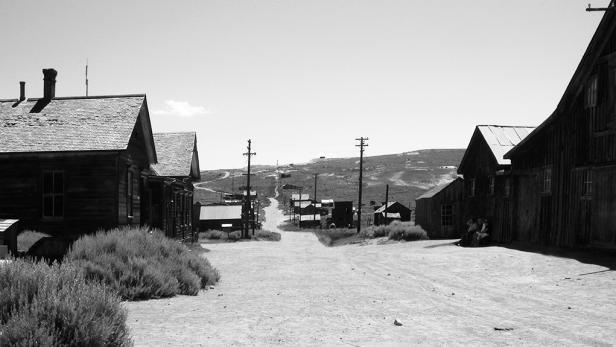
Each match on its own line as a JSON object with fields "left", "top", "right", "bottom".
{"left": 127, "top": 198, "right": 616, "bottom": 346}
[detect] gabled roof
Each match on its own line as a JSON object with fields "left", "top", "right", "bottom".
{"left": 416, "top": 178, "right": 462, "bottom": 200}
{"left": 0, "top": 95, "right": 155, "bottom": 162}
{"left": 374, "top": 202, "right": 396, "bottom": 213}
{"left": 151, "top": 132, "right": 199, "bottom": 178}
{"left": 506, "top": 9, "right": 616, "bottom": 158}
{"left": 459, "top": 125, "right": 535, "bottom": 170}
{"left": 199, "top": 205, "right": 242, "bottom": 221}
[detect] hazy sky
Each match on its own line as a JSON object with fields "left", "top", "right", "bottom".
{"left": 0, "top": 1, "right": 607, "bottom": 169}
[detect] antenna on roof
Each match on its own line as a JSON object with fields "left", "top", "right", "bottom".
{"left": 85, "top": 59, "right": 89, "bottom": 96}
{"left": 586, "top": 1, "right": 616, "bottom": 11}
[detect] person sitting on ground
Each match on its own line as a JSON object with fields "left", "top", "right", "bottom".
{"left": 473, "top": 218, "right": 490, "bottom": 246}
{"left": 459, "top": 218, "right": 478, "bottom": 246}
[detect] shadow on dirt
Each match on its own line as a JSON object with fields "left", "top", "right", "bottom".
{"left": 502, "top": 241, "right": 616, "bottom": 271}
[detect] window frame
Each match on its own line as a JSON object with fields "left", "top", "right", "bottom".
{"left": 489, "top": 176, "right": 495, "bottom": 196}
{"left": 586, "top": 74, "right": 598, "bottom": 109}
{"left": 127, "top": 170, "right": 134, "bottom": 219}
{"left": 441, "top": 204, "right": 453, "bottom": 227}
{"left": 583, "top": 169, "right": 593, "bottom": 197}
{"left": 42, "top": 170, "right": 65, "bottom": 219}
{"left": 468, "top": 178, "right": 476, "bottom": 197}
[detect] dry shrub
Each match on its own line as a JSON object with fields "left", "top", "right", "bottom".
{"left": 253, "top": 229, "right": 281, "bottom": 241}
{"left": 382, "top": 221, "right": 429, "bottom": 241}
{"left": 0, "top": 259, "right": 130, "bottom": 346}
{"left": 314, "top": 228, "right": 357, "bottom": 246}
{"left": 66, "top": 226, "right": 220, "bottom": 300}
{"left": 200, "top": 229, "right": 241, "bottom": 241}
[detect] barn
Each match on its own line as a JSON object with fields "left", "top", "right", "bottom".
{"left": 415, "top": 178, "right": 464, "bottom": 239}
{"left": 373, "top": 201, "right": 412, "bottom": 225}
{"left": 457, "top": 125, "right": 535, "bottom": 243}
{"left": 505, "top": 10, "right": 616, "bottom": 248}
{"left": 0, "top": 69, "right": 157, "bottom": 241}
{"left": 147, "top": 132, "right": 201, "bottom": 241}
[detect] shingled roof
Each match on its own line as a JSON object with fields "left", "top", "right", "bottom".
{"left": 0, "top": 95, "right": 153, "bottom": 157}
{"left": 151, "top": 132, "right": 199, "bottom": 178}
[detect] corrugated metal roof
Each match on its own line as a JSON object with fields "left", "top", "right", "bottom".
{"left": 416, "top": 180, "right": 457, "bottom": 200}
{"left": 477, "top": 125, "right": 536, "bottom": 166}
{"left": 200, "top": 205, "right": 242, "bottom": 221}
{"left": 374, "top": 202, "right": 396, "bottom": 214}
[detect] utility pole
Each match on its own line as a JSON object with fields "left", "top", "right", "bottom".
{"left": 587, "top": 1, "right": 615, "bottom": 11}
{"left": 384, "top": 184, "right": 389, "bottom": 225}
{"left": 313, "top": 173, "right": 318, "bottom": 225}
{"left": 355, "top": 137, "right": 368, "bottom": 233}
{"left": 85, "top": 59, "right": 89, "bottom": 96}
{"left": 242, "top": 140, "right": 256, "bottom": 239}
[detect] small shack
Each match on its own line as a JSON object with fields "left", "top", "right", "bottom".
{"left": 373, "top": 202, "right": 412, "bottom": 225}
{"left": 415, "top": 178, "right": 465, "bottom": 239}
{"left": 199, "top": 205, "right": 242, "bottom": 231}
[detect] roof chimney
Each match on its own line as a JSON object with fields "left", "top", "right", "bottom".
{"left": 19, "top": 81, "right": 25, "bottom": 101}
{"left": 42, "top": 68, "right": 57, "bottom": 99}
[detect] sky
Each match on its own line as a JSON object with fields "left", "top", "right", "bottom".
{"left": 0, "top": 0, "right": 608, "bottom": 169}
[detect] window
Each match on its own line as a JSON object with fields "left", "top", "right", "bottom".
{"left": 504, "top": 177, "right": 511, "bottom": 197}
{"left": 42, "top": 171, "right": 64, "bottom": 218}
{"left": 127, "top": 171, "right": 134, "bottom": 218}
{"left": 543, "top": 166, "right": 552, "bottom": 194}
{"left": 583, "top": 169, "right": 593, "bottom": 197}
{"left": 586, "top": 75, "right": 598, "bottom": 109}
{"left": 441, "top": 205, "right": 453, "bottom": 227}
{"left": 489, "top": 176, "right": 495, "bottom": 195}
{"left": 467, "top": 179, "right": 476, "bottom": 197}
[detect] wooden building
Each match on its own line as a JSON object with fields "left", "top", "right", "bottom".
{"left": 199, "top": 205, "right": 243, "bottom": 231}
{"left": 505, "top": 10, "right": 616, "bottom": 248}
{"left": 148, "top": 132, "right": 200, "bottom": 240}
{"left": 415, "top": 178, "right": 464, "bottom": 239}
{"left": 457, "top": 125, "right": 535, "bottom": 243}
{"left": 373, "top": 201, "right": 412, "bottom": 225}
{"left": 0, "top": 69, "right": 157, "bottom": 240}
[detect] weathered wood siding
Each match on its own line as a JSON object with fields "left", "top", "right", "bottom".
{"left": 510, "top": 23, "right": 616, "bottom": 248}
{"left": 415, "top": 179, "right": 464, "bottom": 239}
{"left": 0, "top": 153, "right": 119, "bottom": 238}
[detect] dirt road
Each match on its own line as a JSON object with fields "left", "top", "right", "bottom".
{"left": 127, "top": 198, "right": 616, "bottom": 346}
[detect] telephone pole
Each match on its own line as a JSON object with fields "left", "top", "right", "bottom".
{"left": 384, "top": 184, "right": 389, "bottom": 225}
{"left": 313, "top": 173, "right": 318, "bottom": 224}
{"left": 355, "top": 137, "right": 368, "bottom": 233}
{"left": 587, "top": 1, "right": 615, "bottom": 11}
{"left": 243, "top": 140, "right": 256, "bottom": 239}
{"left": 85, "top": 59, "right": 89, "bottom": 96}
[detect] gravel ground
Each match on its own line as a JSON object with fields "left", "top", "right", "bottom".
{"left": 126, "top": 198, "right": 616, "bottom": 346}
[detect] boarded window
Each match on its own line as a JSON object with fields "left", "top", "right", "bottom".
{"left": 441, "top": 205, "right": 453, "bottom": 227}
{"left": 543, "top": 166, "right": 552, "bottom": 194}
{"left": 586, "top": 75, "right": 598, "bottom": 109}
{"left": 42, "top": 171, "right": 64, "bottom": 218}
{"left": 127, "top": 171, "right": 134, "bottom": 218}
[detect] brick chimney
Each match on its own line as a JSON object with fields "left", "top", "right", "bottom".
{"left": 42, "top": 68, "right": 57, "bottom": 99}
{"left": 19, "top": 81, "right": 25, "bottom": 101}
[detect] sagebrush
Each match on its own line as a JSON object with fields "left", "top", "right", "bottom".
{"left": 200, "top": 229, "right": 241, "bottom": 241}
{"left": 66, "top": 226, "right": 220, "bottom": 300}
{"left": 253, "top": 229, "right": 281, "bottom": 241}
{"left": 0, "top": 259, "right": 130, "bottom": 346}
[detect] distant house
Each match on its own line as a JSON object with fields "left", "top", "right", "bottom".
{"left": 199, "top": 205, "right": 242, "bottom": 231}
{"left": 415, "top": 178, "right": 464, "bottom": 239}
{"left": 328, "top": 201, "right": 353, "bottom": 228}
{"left": 0, "top": 69, "right": 157, "bottom": 240}
{"left": 373, "top": 202, "right": 412, "bottom": 225}
{"left": 148, "top": 132, "right": 200, "bottom": 240}
{"left": 457, "top": 125, "right": 535, "bottom": 243}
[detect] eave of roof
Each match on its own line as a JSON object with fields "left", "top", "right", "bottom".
{"left": 505, "top": 10, "right": 616, "bottom": 158}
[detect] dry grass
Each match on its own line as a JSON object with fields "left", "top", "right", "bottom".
{"left": 0, "top": 259, "right": 130, "bottom": 346}
{"left": 253, "top": 229, "right": 281, "bottom": 241}
{"left": 314, "top": 222, "right": 428, "bottom": 246}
